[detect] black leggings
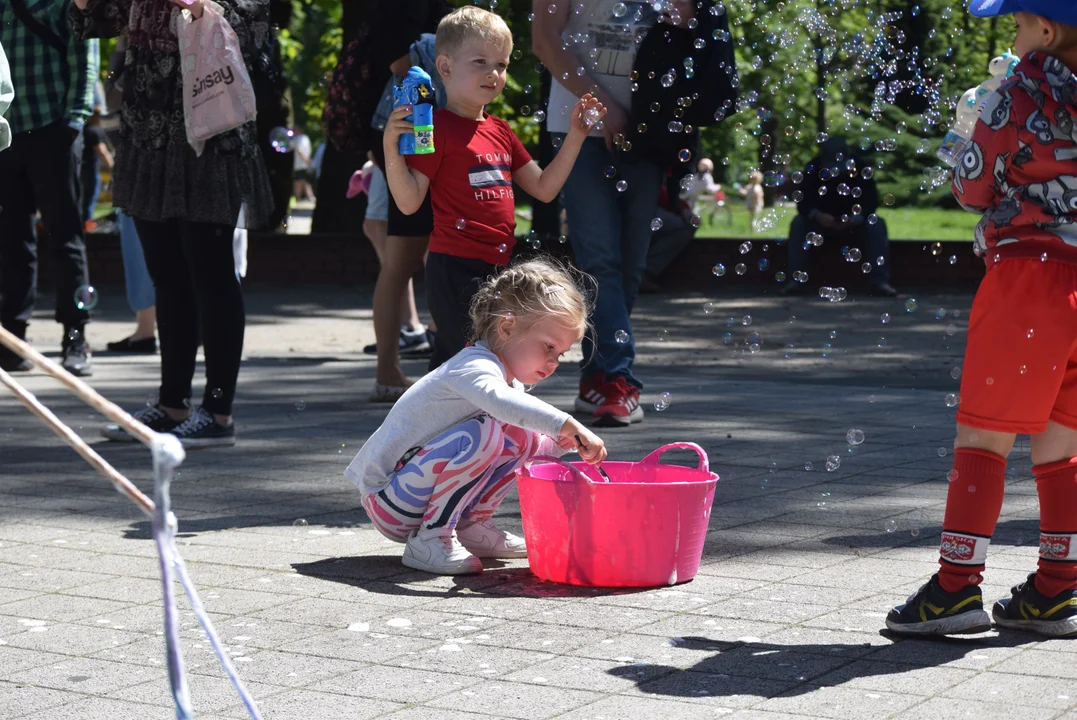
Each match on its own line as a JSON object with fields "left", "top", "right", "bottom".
{"left": 134, "top": 218, "right": 244, "bottom": 416}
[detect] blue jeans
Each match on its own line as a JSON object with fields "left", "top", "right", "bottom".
{"left": 117, "top": 210, "right": 155, "bottom": 312}
{"left": 786, "top": 214, "right": 891, "bottom": 286}
{"left": 553, "top": 135, "right": 663, "bottom": 389}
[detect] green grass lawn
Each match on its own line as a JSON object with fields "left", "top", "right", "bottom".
{"left": 514, "top": 203, "right": 981, "bottom": 242}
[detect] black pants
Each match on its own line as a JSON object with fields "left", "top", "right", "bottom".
{"left": 134, "top": 218, "right": 244, "bottom": 417}
{"left": 425, "top": 252, "right": 498, "bottom": 372}
{"left": 0, "top": 121, "right": 89, "bottom": 340}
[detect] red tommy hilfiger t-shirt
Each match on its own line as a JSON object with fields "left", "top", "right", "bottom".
{"left": 406, "top": 108, "right": 532, "bottom": 265}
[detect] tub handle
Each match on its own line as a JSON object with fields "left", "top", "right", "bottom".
{"left": 524, "top": 455, "right": 602, "bottom": 484}
{"left": 639, "top": 442, "right": 709, "bottom": 472}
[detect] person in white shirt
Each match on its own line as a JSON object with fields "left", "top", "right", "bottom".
{"left": 345, "top": 259, "right": 607, "bottom": 575}
{"left": 292, "top": 129, "right": 315, "bottom": 202}
{"left": 0, "top": 41, "right": 12, "bottom": 152}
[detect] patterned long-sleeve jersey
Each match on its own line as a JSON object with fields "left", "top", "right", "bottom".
{"left": 953, "top": 52, "right": 1077, "bottom": 268}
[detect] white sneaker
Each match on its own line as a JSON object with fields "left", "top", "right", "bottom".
{"left": 456, "top": 519, "right": 528, "bottom": 558}
{"left": 401, "top": 531, "right": 483, "bottom": 575}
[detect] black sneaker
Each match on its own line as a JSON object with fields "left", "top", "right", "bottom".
{"left": 363, "top": 327, "right": 433, "bottom": 357}
{"left": 992, "top": 572, "right": 1077, "bottom": 637}
{"left": 0, "top": 348, "right": 31, "bottom": 372}
{"left": 399, "top": 328, "right": 433, "bottom": 357}
{"left": 886, "top": 574, "right": 992, "bottom": 635}
{"left": 61, "top": 331, "right": 93, "bottom": 377}
{"left": 169, "top": 407, "right": 236, "bottom": 448}
{"left": 102, "top": 405, "right": 183, "bottom": 442}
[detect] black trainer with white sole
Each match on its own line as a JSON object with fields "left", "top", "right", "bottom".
{"left": 169, "top": 407, "right": 236, "bottom": 448}
{"left": 886, "top": 574, "right": 992, "bottom": 635}
{"left": 993, "top": 572, "right": 1077, "bottom": 637}
{"left": 102, "top": 405, "right": 182, "bottom": 442}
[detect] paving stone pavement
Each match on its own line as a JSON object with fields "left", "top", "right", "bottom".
{"left": 0, "top": 284, "right": 1066, "bottom": 719}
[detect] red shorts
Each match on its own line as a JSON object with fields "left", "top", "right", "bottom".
{"left": 958, "top": 257, "right": 1077, "bottom": 434}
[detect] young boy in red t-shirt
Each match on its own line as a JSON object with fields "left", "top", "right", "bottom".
{"left": 888, "top": 1, "right": 1077, "bottom": 638}
{"left": 383, "top": 6, "right": 604, "bottom": 370}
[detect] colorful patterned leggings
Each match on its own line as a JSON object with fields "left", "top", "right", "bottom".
{"left": 362, "top": 415, "right": 543, "bottom": 542}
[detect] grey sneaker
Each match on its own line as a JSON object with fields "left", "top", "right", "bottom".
{"left": 102, "top": 405, "right": 183, "bottom": 442}
{"left": 169, "top": 407, "right": 236, "bottom": 448}
{"left": 61, "top": 339, "right": 92, "bottom": 377}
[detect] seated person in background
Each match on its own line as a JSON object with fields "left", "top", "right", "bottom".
{"left": 641, "top": 166, "right": 698, "bottom": 293}
{"left": 741, "top": 170, "right": 765, "bottom": 232}
{"left": 782, "top": 137, "right": 897, "bottom": 296}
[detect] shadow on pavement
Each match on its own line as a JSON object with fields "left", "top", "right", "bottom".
{"left": 606, "top": 632, "right": 1036, "bottom": 699}
{"left": 292, "top": 558, "right": 647, "bottom": 600}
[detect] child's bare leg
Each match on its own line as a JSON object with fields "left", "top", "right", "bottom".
{"left": 935, "top": 424, "right": 1017, "bottom": 592}
{"left": 1028, "top": 422, "right": 1077, "bottom": 598}
{"left": 373, "top": 235, "right": 427, "bottom": 387}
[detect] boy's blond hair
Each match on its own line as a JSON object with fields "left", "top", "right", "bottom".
{"left": 469, "top": 259, "right": 592, "bottom": 346}
{"left": 436, "top": 6, "right": 513, "bottom": 57}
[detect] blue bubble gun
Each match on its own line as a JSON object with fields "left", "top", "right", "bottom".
{"left": 394, "top": 66, "right": 435, "bottom": 155}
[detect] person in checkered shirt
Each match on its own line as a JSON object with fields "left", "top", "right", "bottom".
{"left": 0, "top": 0, "right": 98, "bottom": 377}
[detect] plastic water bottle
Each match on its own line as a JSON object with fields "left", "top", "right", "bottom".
{"left": 394, "top": 66, "right": 435, "bottom": 155}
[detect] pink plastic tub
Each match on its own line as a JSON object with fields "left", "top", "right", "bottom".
{"left": 516, "top": 443, "right": 719, "bottom": 588}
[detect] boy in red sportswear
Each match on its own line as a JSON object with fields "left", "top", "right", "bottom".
{"left": 888, "top": 0, "right": 1077, "bottom": 637}
{"left": 383, "top": 6, "right": 604, "bottom": 371}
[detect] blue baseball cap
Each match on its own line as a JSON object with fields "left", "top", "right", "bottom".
{"left": 970, "top": 0, "right": 1077, "bottom": 26}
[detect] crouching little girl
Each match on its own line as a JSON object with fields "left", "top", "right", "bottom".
{"left": 345, "top": 259, "right": 607, "bottom": 575}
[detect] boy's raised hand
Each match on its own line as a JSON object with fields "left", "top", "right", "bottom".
{"left": 568, "top": 93, "right": 607, "bottom": 138}
{"left": 383, "top": 105, "right": 414, "bottom": 152}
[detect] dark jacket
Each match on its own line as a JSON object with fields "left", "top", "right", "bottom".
{"left": 628, "top": 2, "right": 738, "bottom": 165}
{"left": 796, "top": 140, "right": 880, "bottom": 222}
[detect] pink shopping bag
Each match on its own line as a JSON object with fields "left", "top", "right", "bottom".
{"left": 176, "top": 0, "right": 257, "bottom": 156}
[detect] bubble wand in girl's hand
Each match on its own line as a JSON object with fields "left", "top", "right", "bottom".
{"left": 575, "top": 434, "right": 611, "bottom": 482}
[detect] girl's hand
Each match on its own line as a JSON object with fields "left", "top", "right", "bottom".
{"left": 383, "top": 105, "right": 414, "bottom": 152}
{"left": 559, "top": 417, "right": 607, "bottom": 466}
{"left": 169, "top": 0, "right": 205, "bottom": 18}
{"left": 568, "top": 93, "right": 607, "bottom": 138}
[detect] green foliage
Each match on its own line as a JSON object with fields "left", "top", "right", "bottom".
{"left": 94, "top": 0, "right": 1014, "bottom": 208}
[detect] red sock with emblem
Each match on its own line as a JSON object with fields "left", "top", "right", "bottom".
{"left": 1033, "top": 458, "right": 1077, "bottom": 598}
{"left": 937, "top": 448, "right": 1007, "bottom": 593}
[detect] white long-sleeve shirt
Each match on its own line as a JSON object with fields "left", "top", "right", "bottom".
{"left": 345, "top": 343, "right": 570, "bottom": 496}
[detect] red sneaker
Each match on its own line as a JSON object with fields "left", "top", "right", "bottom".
{"left": 577, "top": 374, "right": 643, "bottom": 427}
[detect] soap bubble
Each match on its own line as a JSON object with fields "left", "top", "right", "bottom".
{"left": 702, "top": 302, "right": 715, "bottom": 314}
{"left": 880, "top": 313, "right": 890, "bottom": 324}
{"left": 712, "top": 264, "right": 726, "bottom": 277}
{"left": 739, "top": 241, "right": 752, "bottom": 254}
{"left": 784, "top": 344, "right": 796, "bottom": 359}
{"left": 292, "top": 518, "right": 308, "bottom": 527}
{"left": 269, "top": 127, "right": 296, "bottom": 153}
{"left": 937, "top": 447, "right": 947, "bottom": 457}
{"left": 846, "top": 429, "right": 865, "bottom": 445}
{"left": 825, "top": 455, "right": 841, "bottom": 472}
{"left": 735, "top": 263, "right": 747, "bottom": 275}
{"left": 657, "top": 329, "right": 669, "bottom": 342}
{"left": 295, "top": 400, "right": 306, "bottom": 411}
{"left": 945, "top": 393, "right": 959, "bottom": 408}
{"left": 456, "top": 218, "right": 467, "bottom": 230}
{"left": 885, "top": 519, "right": 897, "bottom": 533}
{"left": 654, "top": 392, "right": 672, "bottom": 411}
{"left": 74, "top": 285, "right": 99, "bottom": 311}
{"left": 497, "top": 243, "right": 508, "bottom": 254}
{"left": 533, "top": 110, "right": 546, "bottom": 123}
{"left": 804, "top": 462, "right": 813, "bottom": 471}
{"left": 678, "top": 149, "right": 692, "bottom": 163}
{"left": 612, "top": 1, "right": 627, "bottom": 17}
{"left": 614, "top": 329, "right": 630, "bottom": 344}
{"left": 951, "top": 366, "right": 962, "bottom": 380}
{"left": 650, "top": 218, "right": 663, "bottom": 231}
{"left": 211, "top": 388, "right": 223, "bottom": 399}
{"left": 616, "top": 180, "right": 628, "bottom": 192}
{"left": 904, "top": 298, "right": 918, "bottom": 312}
